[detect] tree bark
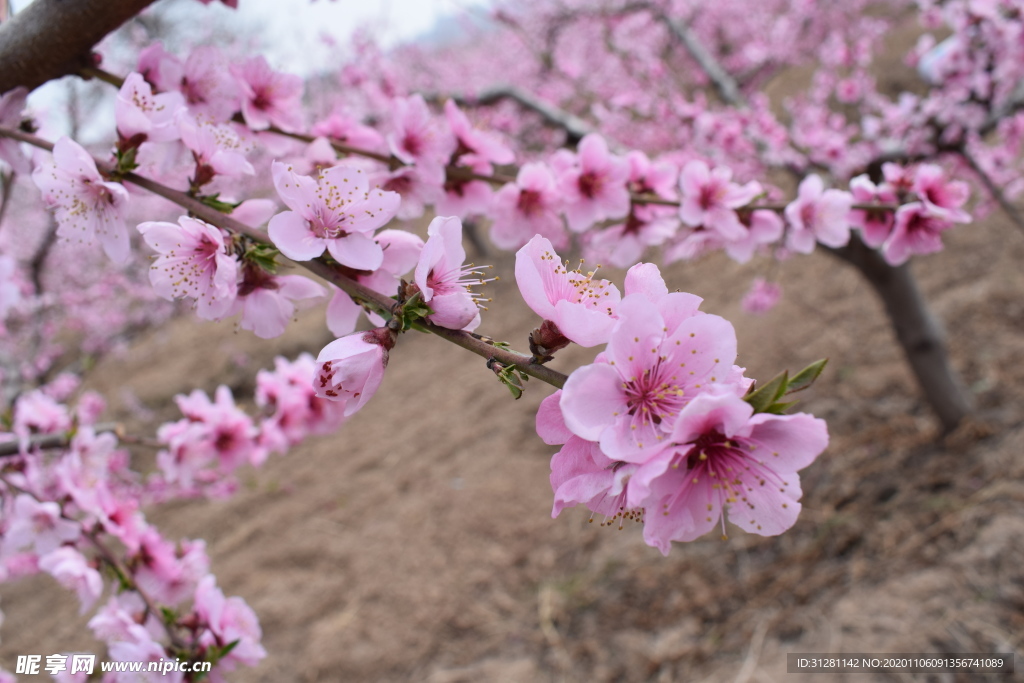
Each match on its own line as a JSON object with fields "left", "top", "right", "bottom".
{"left": 829, "top": 235, "right": 972, "bottom": 432}
{"left": 0, "top": 0, "right": 158, "bottom": 94}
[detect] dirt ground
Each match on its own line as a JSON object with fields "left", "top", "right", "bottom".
{"left": 2, "top": 192, "right": 1024, "bottom": 683}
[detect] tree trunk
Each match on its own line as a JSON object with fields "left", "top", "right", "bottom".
{"left": 829, "top": 235, "right": 972, "bottom": 433}
{"left": 0, "top": 0, "right": 158, "bottom": 94}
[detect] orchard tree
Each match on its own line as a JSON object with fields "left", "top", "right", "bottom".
{"left": 0, "top": 0, "right": 1016, "bottom": 678}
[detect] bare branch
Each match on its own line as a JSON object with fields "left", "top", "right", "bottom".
{"left": 450, "top": 86, "right": 595, "bottom": 145}
{"left": 0, "top": 170, "right": 13, "bottom": 228}
{"left": 0, "top": 423, "right": 121, "bottom": 458}
{"left": 960, "top": 147, "right": 1024, "bottom": 237}
{"left": 0, "top": 0, "right": 158, "bottom": 93}
{"left": 0, "top": 126, "right": 570, "bottom": 392}
{"left": 657, "top": 13, "right": 746, "bottom": 108}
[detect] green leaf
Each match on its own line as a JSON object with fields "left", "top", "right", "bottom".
{"left": 160, "top": 606, "right": 178, "bottom": 626}
{"left": 489, "top": 361, "right": 527, "bottom": 399}
{"left": 501, "top": 367, "right": 525, "bottom": 399}
{"left": 243, "top": 243, "right": 280, "bottom": 274}
{"left": 504, "top": 380, "right": 524, "bottom": 400}
{"left": 213, "top": 640, "right": 240, "bottom": 662}
{"left": 399, "top": 300, "right": 434, "bottom": 330}
{"left": 113, "top": 146, "right": 138, "bottom": 176}
{"left": 199, "top": 193, "right": 242, "bottom": 214}
{"left": 785, "top": 358, "right": 828, "bottom": 394}
{"left": 764, "top": 400, "right": 798, "bottom": 415}
{"left": 744, "top": 370, "right": 788, "bottom": 413}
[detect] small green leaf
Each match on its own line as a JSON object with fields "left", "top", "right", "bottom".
{"left": 744, "top": 370, "right": 788, "bottom": 413}
{"left": 489, "top": 361, "right": 527, "bottom": 399}
{"left": 503, "top": 380, "right": 524, "bottom": 400}
{"left": 243, "top": 243, "right": 281, "bottom": 274}
{"left": 785, "top": 358, "right": 828, "bottom": 394}
{"left": 160, "top": 606, "right": 177, "bottom": 626}
{"left": 501, "top": 366, "right": 526, "bottom": 399}
{"left": 764, "top": 400, "right": 798, "bottom": 414}
{"left": 399, "top": 300, "right": 434, "bottom": 330}
{"left": 113, "top": 146, "right": 138, "bottom": 176}
{"left": 199, "top": 193, "right": 242, "bottom": 214}
{"left": 213, "top": 640, "right": 240, "bottom": 662}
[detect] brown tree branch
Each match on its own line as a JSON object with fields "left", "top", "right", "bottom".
{"left": 960, "top": 147, "right": 1024, "bottom": 237}
{"left": 0, "top": 422, "right": 121, "bottom": 457}
{"left": 657, "top": 12, "right": 746, "bottom": 108}
{"left": 0, "top": 0, "right": 158, "bottom": 93}
{"left": 0, "top": 126, "right": 570, "bottom": 392}
{"left": 449, "top": 86, "right": 595, "bottom": 145}
{"left": 827, "top": 236, "right": 971, "bottom": 432}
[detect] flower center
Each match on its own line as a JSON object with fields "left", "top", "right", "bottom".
{"left": 517, "top": 188, "right": 543, "bottom": 216}
{"left": 623, "top": 364, "right": 686, "bottom": 425}
{"left": 578, "top": 171, "right": 603, "bottom": 198}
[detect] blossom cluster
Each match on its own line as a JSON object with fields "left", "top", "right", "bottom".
{"left": 514, "top": 235, "right": 828, "bottom": 553}
{"left": 0, "top": 0, "right": 1008, "bottom": 674}
{"left": 0, "top": 353, "right": 344, "bottom": 680}
{"left": 8, "top": 34, "right": 974, "bottom": 383}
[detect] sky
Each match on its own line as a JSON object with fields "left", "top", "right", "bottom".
{"left": 160, "top": 0, "right": 495, "bottom": 76}
{"left": 236, "top": 0, "right": 493, "bottom": 67}
{"left": 15, "top": 0, "right": 494, "bottom": 138}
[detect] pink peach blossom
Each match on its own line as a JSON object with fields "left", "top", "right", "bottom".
{"left": 444, "top": 99, "right": 514, "bottom": 166}
{"left": 115, "top": 72, "right": 185, "bottom": 144}
{"left": 176, "top": 46, "right": 240, "bottom": 123}
{"left": 882, "top": 202, "right": 954, "bottom": 265}
{"left": 784, "top": 174, "right": 853, "bottom": 253}
{"left": 138, "top": 216, "right": 239, "bottom": 320}
{"left": 540, "top": 391, "right": 645, "bottom": 527}
{"left": 557, "top": 134, "right": 630, "bottom": 232}
{"left": 3, "top": 494, "right": 80, "bottom": 557}
{"left": 559, "top": 294, "right": 738, "bottom": 461}
{"left": 515, "top": 235, "right": 621, "bottom": 347}
{"left": 33, "top": 137, "right": 131, "bottom": 263}
{"left": 583, "top": 206, "right": 678, "bottom": 269}
{"left": 414, "top": 216, "right": 488, "bottom": 331}
{"left": 231, "top": 269, "right": 324, "bottom": 339}
{"left": 628, "top": 391, "right": 827, "bottom": 553}
{"left": 849, "top": 174, "right": 897, "bottom": 248}
{"left": 231, "top": 56, "right": 303, "bottom": 132}
{"left": 912, "top": 164, "right": 971, "bottom": 223}
{"left": 38, "top": 548, "right": 103, "bottom": 613}
{"left": 314, "top": 328, "right": 394, "bottom": 415}
{"left": 491, "top": 162, "right": 567, "bottom": 250}
{"left": 178, "top": 112, "right": 254, "bottom": 183}
{"left": 312, "top": 112, "right": 386, "bottom": 152}
{"left": 741, "top": 277, "right": 782, "bottom": 314}
{"left": 267, "top": 161, "right": 400, "bottom": 270}
{"left": 678, "top": 160, "right": 761, "bottom": 241}
{"left": 194, "top": 576, "right": 266, "bottom": 671}
{"left": 387, "top": 94, "right": 455, "bottom": 173}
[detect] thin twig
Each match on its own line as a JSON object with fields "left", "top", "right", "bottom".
{"left": 0, "top": 422, "right": 122, "bottom": 457}
{"left": 82, "top": 530, "right": 191, "bottom": 652}
{"left": 0, "top": 125, "right": 570, "bottom": 392}
{"left": 81, "top": 66, "right": 900, "bottom": 215}
{"left": 0, "top": 170, "right": 14, "bottom": 229}
{"left": 960, "top": 147, "right": 1024, "bottom": 237}
{"left": 657, "top": 12, "right": 746, "bottom": 108}
{"left": 449, "top": 85, "right": 595, "bottom": 144}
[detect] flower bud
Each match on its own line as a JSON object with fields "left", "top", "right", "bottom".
{"left": 314, "top": 328, "right": 395, "bottom": 416}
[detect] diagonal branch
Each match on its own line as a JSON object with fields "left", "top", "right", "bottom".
{"left": 0, "top": 0, "right": 158, "bottom": 93}
{"left": 0, "top": 422, "right": 121, "bottom": 458}
{"left": 960, "top": 147, "right": 1024, "bottom": 237}
{"left": 449, "top": 86, "right": 595, "bottom": 145}
{"left": 0, "top": 126, "right": 570, "bottom": 392}
{"left": 657, "top": 13, "right": 746, "bottom": 108}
